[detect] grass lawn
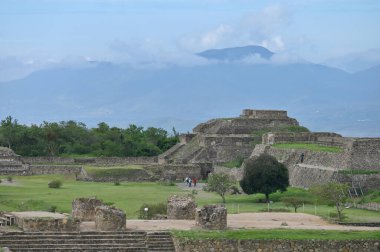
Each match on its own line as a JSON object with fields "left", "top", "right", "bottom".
{"left": 173, "top": 229, "right": 380, "bottom": 240}
{"left": 0, "top": 175, "right": 186, "bottom": 218}
{"left": 272, "top": 143, "right": 343, "bottom": 153}
{"left": 1, "top": 175, "right": 379, "bottom": 222}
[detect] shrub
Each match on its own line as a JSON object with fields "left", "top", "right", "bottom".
{"left": 48, "top": 205, "right": 57, "bottom": 213}
{"left": 138, "top": 202, "right": 167, "bottom": 220}
{"left": 48, "top": 180, "right": 62, "bottom": 188}
{"left": 114, "top": 181, "right": 121, "bottom": 186}
{"left": 158, "top": 180, "right": 176, "bottom": 186}
{"left": 7, "top": 176, "right": 12, "bottom": 182}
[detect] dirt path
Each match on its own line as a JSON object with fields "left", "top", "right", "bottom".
{"left": 80, "top": 213, "right": 380, "bottom": 231}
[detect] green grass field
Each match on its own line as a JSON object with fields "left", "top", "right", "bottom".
{"left": 173, "top": 229, "right": 380, "bottom": 240}
{"left": 272, "top": 143, "right": 343, "bottom": 153}
{"left": 1, "top": 175, "right": 380, "bottom": 222}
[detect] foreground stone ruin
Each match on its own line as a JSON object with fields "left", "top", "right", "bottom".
{"left": 195, "top": 204, "right": 227, "bottom": 230}
{"left": 72, "top": 197, "right": 103, "bottom": 221}
{"left": 167, "top": 195, "right": 197, "bottom": 220}
{"left": 10, "top": 211, "right": 80, "bottom": 232}
{"left": 94, "top": 205, "right": 126, "bottom": 231}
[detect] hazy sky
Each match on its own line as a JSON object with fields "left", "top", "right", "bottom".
{"left": 1, "top": 0, "right": 380, "bottom": 80}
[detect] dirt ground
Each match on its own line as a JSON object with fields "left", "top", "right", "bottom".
{"left": 80, "top": 213, "right": 380, "bottom": 231}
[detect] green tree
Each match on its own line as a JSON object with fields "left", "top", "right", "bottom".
{"left": 312, "top": 182, "right": 350, "bottom": 221}
{"left": 240, "top": 154, "right": 289, "bottom": 203}
{"left": 207, "top": 173, "right": 235, "bottom": 203}
{"left": 0, "top": 116, "right": 20, "bottom": 149}
{"left": 282, "top": 196, "right": 311, "bottom": 212}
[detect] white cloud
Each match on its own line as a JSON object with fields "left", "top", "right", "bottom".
{"left": 179, "top": 4, "right": 292, "bottom": 52}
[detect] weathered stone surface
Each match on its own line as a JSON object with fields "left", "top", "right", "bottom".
{"left": 174, "top": 238, "right": 380, "bottom": 252}
{"left": 195, "top": 205, "right": 227, "bottom": 230}
{"left": 94, "top": 205, "right": 126, "bottom": 231}
{"left": 72, "top": 198, "right": 103, "bottom": 221}
{"left": 11, "top": 211, "right": 79, "bottom": 232}
{"left": 167, "top": 195, "right": 196, "bottom": 220}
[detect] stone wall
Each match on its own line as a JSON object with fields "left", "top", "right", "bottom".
{"left": 15, "top": 217, "right": 79, "bottom": 232}
{"left": 21, "top": 156, "right": 157, "bottom": 166}
{"left": 241, "top": 109, "right": 288, "bottom": 119}
{"left": 173, "top": 238, "right": 380, "bottom": 252}
{"left": 145, "top": 164, "right": 208, "bottom": 181}
{"left": 94, "top": 205, "right": 126, "bottom": 231}
{"left": 72, "top": 198, "right": 104, "bottom": 221}
{"left": 29, "top": 165, "right": 82, "bottom": 175}
{"left": 167, "top": 195, "right": 196, "bottom": 220}
{"left": 195, "top": 205, "right": 227, "bottom": 230}
{"left": 262, "top": 132, "right": 344, "bottom": 147}
{"left": 349, "top": 138, "right": 380, "bottom": 170}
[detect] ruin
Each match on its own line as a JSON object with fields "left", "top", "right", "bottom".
{"left": 9, "top": 211, "right": 80, "bottom": 232}
{"left": 195, "top": 205, "right": 227, "bottom": 230}
{"left": 0, "top": 147, "right": 28, "bottom": 175}
{"left": 1, "top": 109, "right": 379, "bottom": 191}
{"left": 94, "top": 205, "right": 126, "bottom": 231}
{"left": 158, "top": 109, "right": 299, "bottom": 167}
{"left": 72, "top": 198, "right": 104, "bottom": 221}
{"left": 251, "top": 132, "right": 380, "bottom": 190}
{"left": 167, "top": 195, "right": 197, "bottom": 220}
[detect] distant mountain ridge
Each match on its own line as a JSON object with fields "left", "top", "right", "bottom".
{"left": 0, "top": 46, "right": 379, "bottom": 137}
{"left": 197, "top": 45, "right": 274, "bottom": 61}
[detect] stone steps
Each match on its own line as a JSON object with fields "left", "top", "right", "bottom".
{"left": 0, "top": 231, "right": 151, "bottom": 252}
{"left": 146, "top": 232, "right": 175, "bottom": 252}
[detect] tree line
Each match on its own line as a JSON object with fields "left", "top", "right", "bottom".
{"left": 0, "top": 116, "right": 179, "bottom": 157}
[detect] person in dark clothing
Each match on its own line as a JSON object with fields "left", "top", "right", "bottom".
{"left": 193, "top": 178, "right": 197, "bottom": 187}
{"left": 300, "top": 153, "right": 305, "bottom": 163}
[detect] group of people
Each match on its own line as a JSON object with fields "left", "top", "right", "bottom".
{"left": 184, "top": 177, "right": 197, "bottom": 187}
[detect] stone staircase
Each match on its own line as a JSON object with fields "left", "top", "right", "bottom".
{"left": 146, "top": 232, "right": 175, "bottom": 252}
{"left": 0, "top": 231, "right": 176, "bottom": 252}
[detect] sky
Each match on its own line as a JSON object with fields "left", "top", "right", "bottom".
{"left": 1, "top": 0, "right": 380, "bottom": 81}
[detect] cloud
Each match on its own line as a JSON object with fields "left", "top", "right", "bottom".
{"left": 324, "top": 48, "right": 380, "bottom": 73}
{"left": 179, "top": 4, "right": 292, "bottom": 52}
{"left": 108, "top": 38, "right": 210, "bottom": 68}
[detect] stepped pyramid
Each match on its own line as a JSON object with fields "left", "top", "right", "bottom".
{"left": 159, "top": 109, "right": 299, "bottom": 165}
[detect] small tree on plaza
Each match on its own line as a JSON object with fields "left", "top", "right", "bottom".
{"left": 312, "top": 182, "right": 350, "bottom": 221}
{"left": 206, "top": 173, "right": 235, "bottom": 204}
{"left": 240, "top": 154, "right": 289, "bottom": 203}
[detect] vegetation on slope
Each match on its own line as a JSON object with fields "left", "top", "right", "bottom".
{"left": 0, "top": 116, "right": 179, "bottom": 157}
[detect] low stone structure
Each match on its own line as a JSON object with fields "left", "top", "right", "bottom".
{"left": 167, "top": 195, "right": 196, "bottom": 220}
{"left": 174, "top": 238, "right": 380, "bottom": 252}
{"left": 195, "top": 205, "right": 227, "bottom": 230}
{"left": 94, "top": 205, "right": 126, "bottom": 231}
{"left": 10, "top": 211, "right": 79, "bottom": 232}
{"left": 0, "top": 147, "right": 28, "bottom": 175}
{"left": 72, "top": 198, "right": 103, "bottom": 221}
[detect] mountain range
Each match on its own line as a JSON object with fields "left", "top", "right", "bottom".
{"left": 1, "top": 46, "right": 379, "bottom": 137}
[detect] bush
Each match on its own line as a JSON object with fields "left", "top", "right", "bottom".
{"left": 48, "top": 180, "right": 62, "bottom": 188}
{"left": 138, "top": 202, "right": 167, "bottom": 220}
{"left": 158, "top": 180, "right": 176, "bottom": 186}
{"left": 7, "top": 176, "right": 12, "bottom": 182}
{"left": 114, "top": 181, "right": 121, "bottom": 186}
{"left": 48, "top": 205, "right": 57, "bottom": 213}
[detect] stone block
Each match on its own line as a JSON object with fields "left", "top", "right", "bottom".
{"left": 195, "top": 204, "right": 227, "bottom": 230}
{"left": 94, "top": 205, "right": 126, "bottom": 231}
{"left": 167, "top": 195, "right": 197, "bottom": 220}
{"left": 72, "top": 198, "right": 103, "bottom": 221}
